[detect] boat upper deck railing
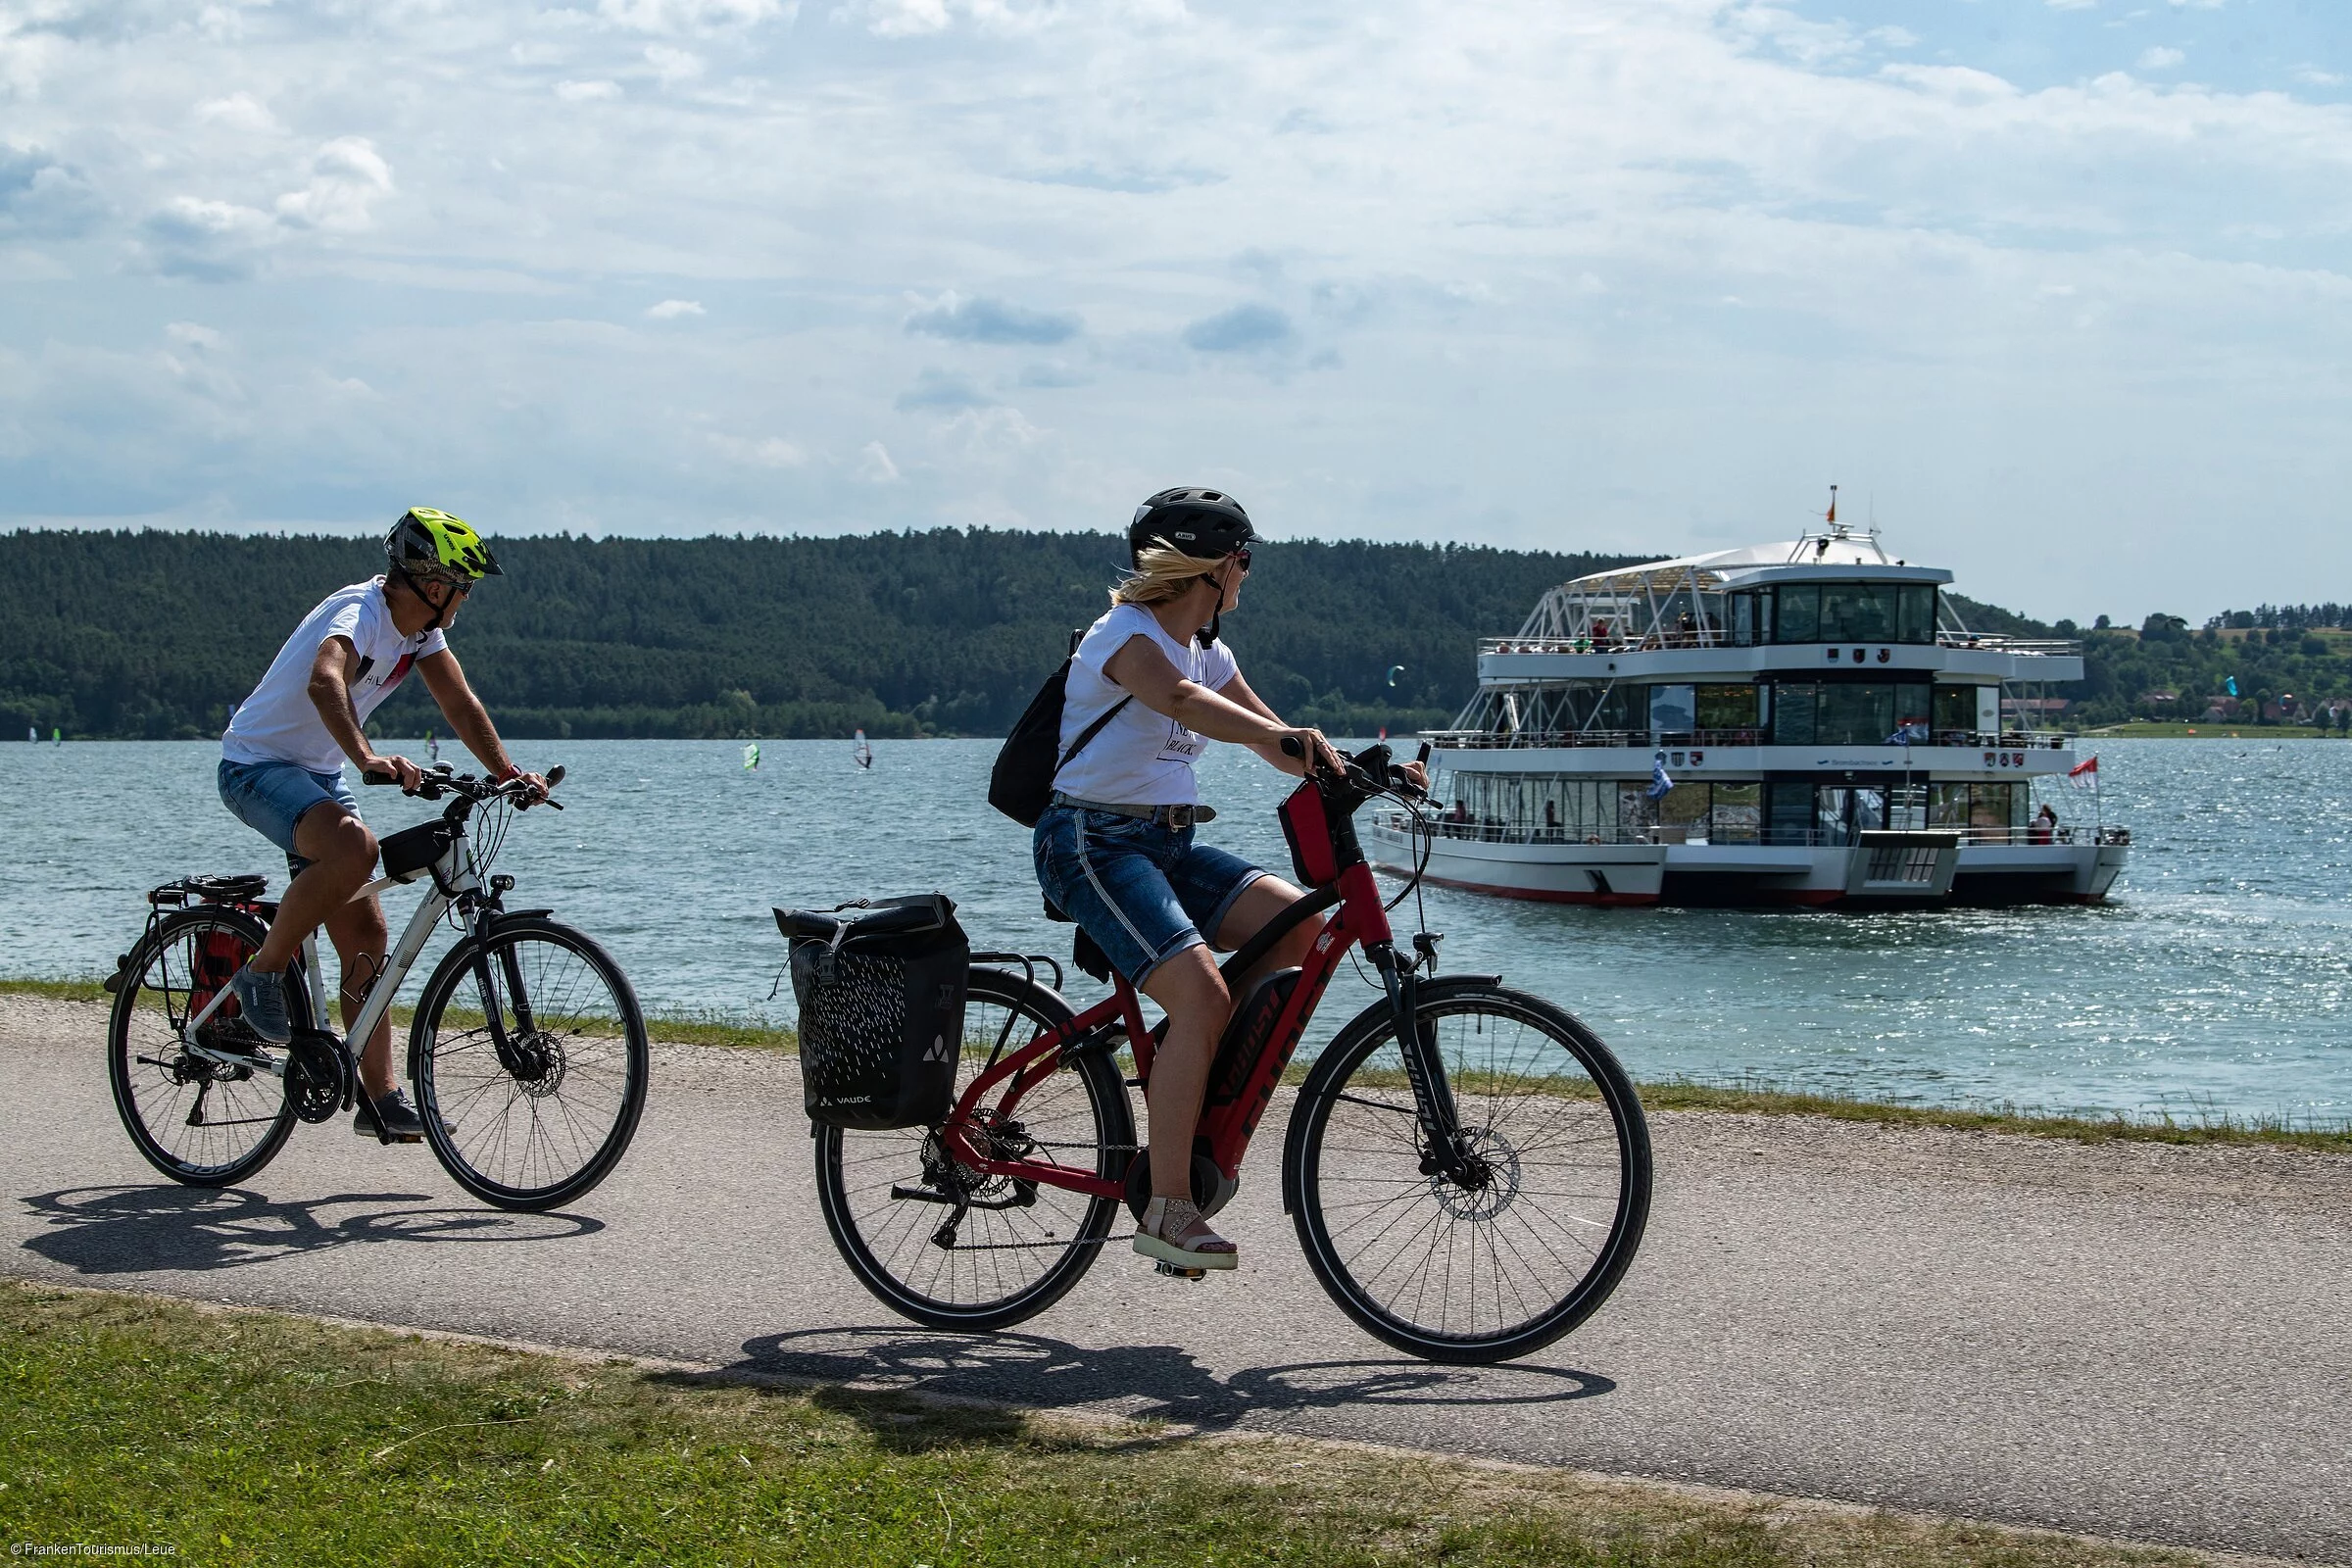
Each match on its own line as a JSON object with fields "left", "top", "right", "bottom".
{"left": 1477, "top": 632, "right": 2082, "bottom": 658}
{"left": 1420, "top": 727, "right": 2077, "bottom": 752}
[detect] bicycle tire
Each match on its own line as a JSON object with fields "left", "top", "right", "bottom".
{"left": 815, "top": 965, "right": 1134, "bottom": 1331}
{"left": 107, "top": 906, "right": 305, "bottom": 1187}
{"left": 409, "top": 916, "right": 650, "bottom": 1212}
{"left": 1287, "top": 980, "right": 1651, "bottom": 1364}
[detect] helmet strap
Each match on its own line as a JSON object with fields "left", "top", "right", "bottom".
{"left": 392, "top": 564, "right": 457, "bottom": 634}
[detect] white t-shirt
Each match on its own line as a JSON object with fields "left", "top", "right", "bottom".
{"left": 221, "top": 577, "right": 447, "bottom": 774}
{"left": 1053, "top": 603, "right": 1241, "bottom": 807}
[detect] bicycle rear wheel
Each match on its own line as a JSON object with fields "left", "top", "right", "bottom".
{"left": 107, "top": 906, "right": 305, "bottom": 1187}
{"left": 1289, "top": 981, "right": 1651, "bottom": 1363}
{"left": 410, "top": 917, "right": 650, "bottom": 1212}
{"left": 815, "top": 966, "right": 1134, "bottom": 1331}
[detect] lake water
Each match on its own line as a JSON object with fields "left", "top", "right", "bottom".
{"left": 2, "top": 738, "right": 2345, "bottom": 1124}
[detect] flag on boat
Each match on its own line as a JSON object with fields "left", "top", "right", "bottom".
{"left": 2068, "top": 755, "right": 2098, "bottom": 787}
{"left": 1646, "top": 753, "right": 1674, "bottom": 800}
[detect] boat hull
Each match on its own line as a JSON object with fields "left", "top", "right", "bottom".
{"left": 1366, "top": 819, "right": 2126, "bottom": 908}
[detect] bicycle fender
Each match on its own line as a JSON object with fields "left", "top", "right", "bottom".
{"left": 1278, "top": 973, "right": 1500, "bottom": 1214}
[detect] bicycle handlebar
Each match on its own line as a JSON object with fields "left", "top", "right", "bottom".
{"left": 362, "top": 761, "right": 566, "bottom": 809}
{"left": 1281, "top": 735, "right": 1428, "bottom": 803}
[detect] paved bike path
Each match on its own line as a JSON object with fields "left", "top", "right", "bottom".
{"left": 4, "top": 995, "right": 2347, "bottom": 1562}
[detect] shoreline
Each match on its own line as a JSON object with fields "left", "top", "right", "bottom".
{"left": 12, "top": 979, "right": 2342, "bottom": 1155}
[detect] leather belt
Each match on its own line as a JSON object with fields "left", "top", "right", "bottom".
{"left": 1052, "top": 793, "right": 1217, "bottom": 828}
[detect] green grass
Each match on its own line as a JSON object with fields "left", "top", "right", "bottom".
{"left": 11, "top": 977, "right": 2346, "bottom": 1153}
{"left": 0, "top": 1282, "right": 2213, "bottom": 1568}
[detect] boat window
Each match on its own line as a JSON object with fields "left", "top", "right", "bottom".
{"left": 1820, "top": 582, "right": 1897, "bottom": 643}
{"left": 1814, "top": 787, "right": 1853, "bottom": 847}
{"left": 1969, "top": 782, "right": 2020, "bottom": 840}
{"left": 1732, "top": 593, "right": 1755, "bottom": 647}
{"left": 1711, "top": 782, "right": 1760, "bottom": 844}
{"left": 1656, "top": 781, "right": 1709, "bottom": 833}
{"left": 1771, "top": 682, "right": 1817, "bottom": 745}
{"left": 1774, "top": 583, "right": 1819, "bottom": 643}
{"left": 1892, "top": 681, "right": 1933, "bottom": 742}
{"left": 1930, "top": 782, "right": 1970, "bottom": 828}
{"left": 1851, "top": 788, "right": 1886, "bottom": 833}
{"left": 1898, "top": 585, "right": 1937, "bottom": 645}
{"left": 1766, "top": 781, "right": 1814, "bottom": 845}
{"left": 1932, "top": 685, "right": 1977, "bottom": 738}
{"left": 1817, "top": 683, "right": 1894, "bottom": 746}
{"left": 1648, "top": 684, "right": 1696, "bottom": 736}
{"left": 1695, "top": 683, "right": 1760, "bottom": 735}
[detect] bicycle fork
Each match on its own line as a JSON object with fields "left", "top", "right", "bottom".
{"left": 1371, "top": 943, "right": 1482, "bottom": 1187}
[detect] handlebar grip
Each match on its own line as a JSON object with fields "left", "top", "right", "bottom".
{"left": 546, "top": 764, "right": 566, "bottom": 788}
{"left": 1280, "top": 735, "right": 1303, "bottom": 759}
{"left": 359, "top": 773, "right": 398, "bottom": 786}
{"left": 1417, "top": 741, "right": 1433, "bottom": 766}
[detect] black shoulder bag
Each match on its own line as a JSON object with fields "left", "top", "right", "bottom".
{"left": 987, "top": 629, "right": 1131, "bottom": 827}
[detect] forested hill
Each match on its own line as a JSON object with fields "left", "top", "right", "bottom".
{"left": 0, "top": 530, "right": 1642, "bottom": 741}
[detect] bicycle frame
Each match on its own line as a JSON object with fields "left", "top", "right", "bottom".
{"left": 941, "top": 765, "right": 1447, "bottom": 1205}
{"left": 174, "top": 818, "right": 510, "bottom": 1086}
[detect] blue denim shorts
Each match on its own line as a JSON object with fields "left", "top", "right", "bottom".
{"left": 1033, "top": 804, "right": 1267, "bottom": 985}
{"left": 219, "top": 758, "right": 359, "bottom": 876}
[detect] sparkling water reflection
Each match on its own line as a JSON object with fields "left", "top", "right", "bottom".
{"left": 0, "top": 738, "right": 2342, "bottom": 1122}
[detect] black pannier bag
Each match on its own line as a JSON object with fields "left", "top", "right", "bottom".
{"left": 987, "top": 629, "right": 1131, "bottom": 827}
{"left": 775, "top": 893, "right": 970, "bottom": 1130}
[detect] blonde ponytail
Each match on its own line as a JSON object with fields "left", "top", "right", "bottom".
{"left": 1111, "top": 539, "right": 1230, "bottom": 608}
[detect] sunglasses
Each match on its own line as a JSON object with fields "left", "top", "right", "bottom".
{"left": 1230, "top": 549, "right": 1252, "bottom": 573}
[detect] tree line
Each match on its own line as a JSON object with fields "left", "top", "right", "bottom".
{"left": 0, "top": 529, "right": 1637, "bottom": 741}
{"left": 4, "top": 527, "right": 2341, "bottom": 738}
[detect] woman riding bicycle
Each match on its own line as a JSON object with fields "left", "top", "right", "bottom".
{"left": 1036, "top": 487, "right": 1411, "bottom": 1274}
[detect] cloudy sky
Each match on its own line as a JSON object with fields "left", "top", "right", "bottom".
{"left": 2, "top": 0, "right": 2345, "bottom": 622}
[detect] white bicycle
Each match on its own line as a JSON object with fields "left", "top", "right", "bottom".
{"left": 104, "top": 763, "right": 650, "bottom": 1212}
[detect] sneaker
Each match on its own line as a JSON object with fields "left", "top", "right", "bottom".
{"left": 354, "top": 1088, "right": 450, "bottom": 1143}
{"left": 226, "top": 966, "right": 293, "bottom": 1044}
{"left": 1134, "top": 1196, "right": 1239, "bottom": 1270}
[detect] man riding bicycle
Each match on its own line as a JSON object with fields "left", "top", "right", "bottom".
{"left": 216, "top": 508, "right": 546, "bottom": 1141}
{"left": 1034, "top": 486, "right": 1421, "bottom": 1273}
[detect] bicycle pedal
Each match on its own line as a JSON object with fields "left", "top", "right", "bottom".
{"left": 1152, "top": 1260, "right": 1209, "bottom": 1282}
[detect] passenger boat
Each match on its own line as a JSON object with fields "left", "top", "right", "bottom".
{"left": 1366, "top": 523, "right": 2130, "bottom": 907}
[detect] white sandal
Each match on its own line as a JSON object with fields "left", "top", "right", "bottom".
{"left": 1134, "top": 1196, "right": 1239, "bottom": 1270}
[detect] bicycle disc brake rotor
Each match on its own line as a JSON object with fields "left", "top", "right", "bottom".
{"left": 1428, "top": 1126, "right": 1522, "bottom": 1221}
{"left": 509, "top": 1031, "right": 568, "bottom": 1098}
{"left": 287, "top": 1037, "right": 351, "bottom": 1124}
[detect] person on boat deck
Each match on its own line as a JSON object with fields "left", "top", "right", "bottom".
{"left": 1034, "top": 486, "right": 1422, "bottom": 1274}
{"left": 215, "top": 509, "right": 548, "bottom": 1142}
{"left": 2032, "top": 803, "right": 2059, "bottom": 845}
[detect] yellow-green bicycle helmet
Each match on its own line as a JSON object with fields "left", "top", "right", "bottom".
{"left": 386, "top": 507, "right": 502, "bottom": 587}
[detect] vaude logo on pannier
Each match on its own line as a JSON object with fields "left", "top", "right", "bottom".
{"left": 922, "top": 1033, "right": 951, "bottom": 1064}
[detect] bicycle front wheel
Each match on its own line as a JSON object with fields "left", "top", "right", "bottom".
{"left": 410, "top": 917, "right": 650, "bottom": 1212}
{"left": 1290, "top": 982, "right": 1651, "bottom": 1363}
{"left": 107, "top": 906, "right": 304, "bottom": 1187}
{"left": 815, "top": 966, "right": 1135, "bottom": 1331}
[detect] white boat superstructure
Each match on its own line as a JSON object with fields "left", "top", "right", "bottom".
{"left": 1367, "top": 524, "right": 2129, "bottom": 907}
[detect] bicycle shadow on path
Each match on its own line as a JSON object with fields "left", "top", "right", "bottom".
{"left": 15, "top": 1185, "right": 603, "bottom": 1276}
{"left": 715, "top": 1326, "right": 1613, "bottom": 1442}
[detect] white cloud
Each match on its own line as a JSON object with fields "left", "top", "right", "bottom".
{"left": 599, "top": 0, "right": 791, "bottom": 31}
{"left": 2290, "top": 67, "right": 2342, "bottom": 88}
{"left": 2044, "top": 0, "right": 2096, "bottom": 11}
{"left": 856, "top": 440, "right": 900, "bottom": 483}
{"left": 273, "top": 138, "right": 393, "bottom": 232}
{"left": 165, "top": 322, "right": 223, "bottom": 350}
{"left": 646, "top": 298, "right": 706, "bottom": 318}
{"left": 194, "top": 93, "right": 278, "bottom": 132}
{"left": 709, "top": 432, "right": 807, "bottom": 466}
{"left": 556, "top": 79, "right": 624, "bottom": 102}
{"left": 2136, "top": 46, "right": 2185, "bottom": 71}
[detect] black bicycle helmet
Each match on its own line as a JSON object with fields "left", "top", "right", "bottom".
{"left": 1127, "top": 486, "right": 1253, "bottom": 565}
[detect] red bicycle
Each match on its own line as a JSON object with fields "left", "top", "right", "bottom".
{"left": 809, "top": 743, "right": 1652, "bottom": 1364}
